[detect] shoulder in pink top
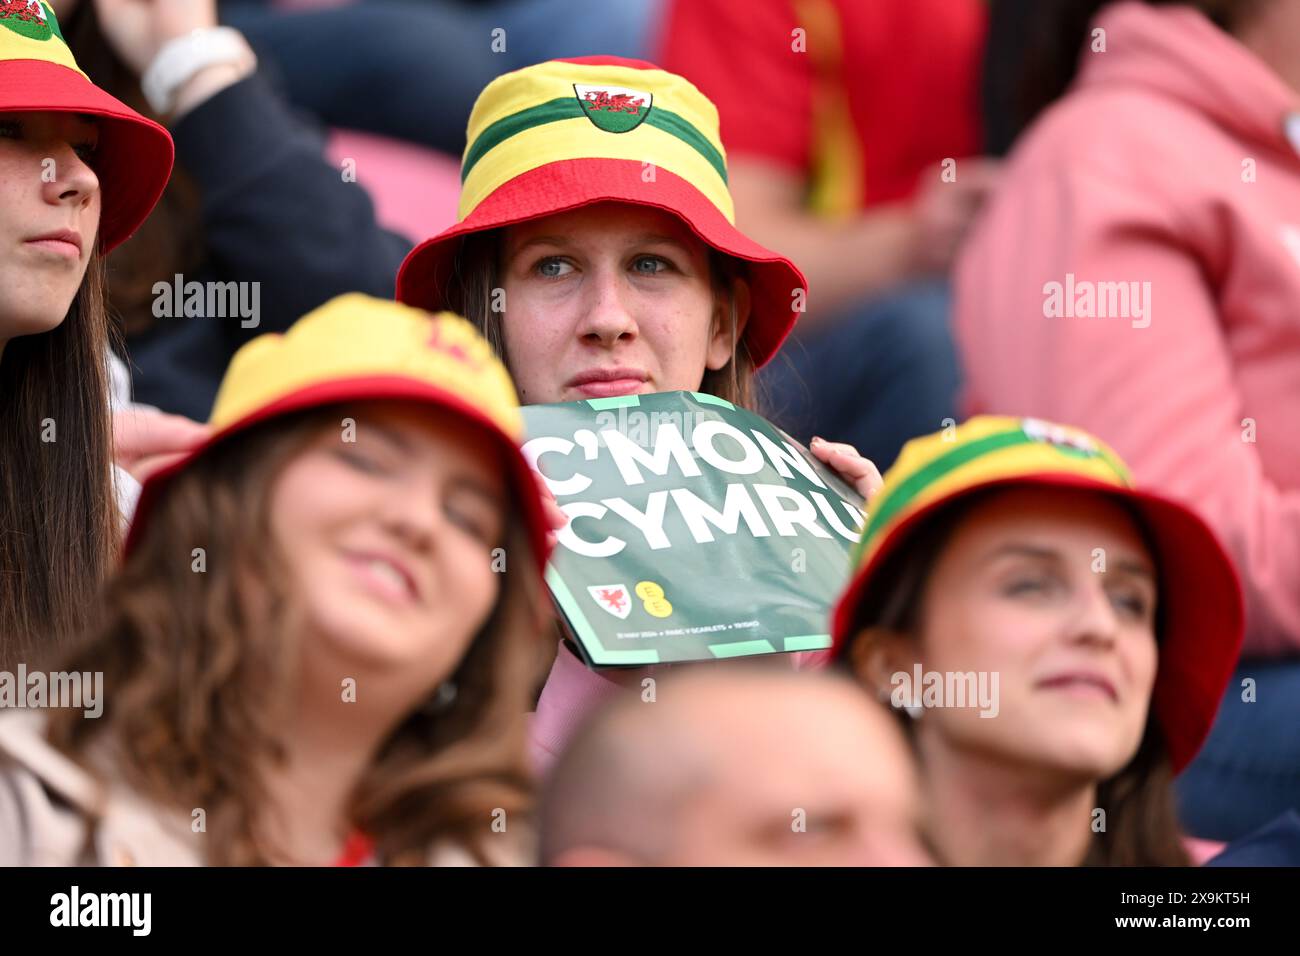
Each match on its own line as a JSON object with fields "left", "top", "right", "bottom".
{"left": 955, "top": 1, "right": 1300, "bottom": 654}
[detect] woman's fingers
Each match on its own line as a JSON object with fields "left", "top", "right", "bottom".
{"left": 534, "top": 472, "right": 570, "bottom": 532}
{"left": 810, "top": 436, "right": 884, "bottom": 500}
{"left": 124, "top": 450, "right": 192, "bottom": 484}
{"left": 113, "top": 409, "right": 210, "bottom": 470}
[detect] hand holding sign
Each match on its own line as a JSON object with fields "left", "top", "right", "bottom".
{"left": 534, "top": 470, "right": 570, "bottom": 552}
{"left": 810, "top": 436, "right": 884, "bottom": 502}
{"left": 523, "top": 392, "right": 867, "bottom": 667}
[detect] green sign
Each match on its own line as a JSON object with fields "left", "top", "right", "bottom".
{"left": 522, "top": 391, "right": 866, "bottom": 667}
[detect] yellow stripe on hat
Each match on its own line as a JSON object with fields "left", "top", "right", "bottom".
{"left": 0, "top": 2, "right": 84, "bottom": 77}
{"left": 466, "top": 60, "right": 722, "bottom": 156}
{"left": 460, "top": 115, "right": 736, "bottom": 222}
{"left": 210, "top": 294, "right": 523, "bottom": 440}
{"left": 459, "top": 59, "right": 733, "bottom": 222}
{"left": 852, "top": 416, "right": 1133, "bottom": 570}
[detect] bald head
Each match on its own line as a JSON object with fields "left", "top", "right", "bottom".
{"left": 539, "top": 664, "right": 929, "bottom": 866}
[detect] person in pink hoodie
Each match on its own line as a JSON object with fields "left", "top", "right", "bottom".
{"left": 955, "top": 0, "right": 1300, "bottom": 841}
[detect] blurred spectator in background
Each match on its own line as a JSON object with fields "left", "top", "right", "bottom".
{"left": 661, "top": 0, "right": 999, "bottom": 469}
{"left": 539, "top": 667, "right": 929, "bottom": 866}
{"left": 220, "top": 0, "right": 664, "bottom": 155}
{"left": 1206, "top": 810, "right": 1300, "bottom": 866}
{"left": 980, "top": 0, "right": 1041, "bottom": 157}
{"left": 52, "top": 0, "right": 412, "bottom": 421}
{"left": 955, "top": 0, "right": 1300, "bottom": 841}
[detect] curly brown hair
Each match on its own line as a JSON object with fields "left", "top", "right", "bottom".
{"left": 47, "top": 406, "right": 549, "bottom": 865}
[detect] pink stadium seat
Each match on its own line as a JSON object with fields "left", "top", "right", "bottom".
{"left": 324, "top": 127, "right": 462, "bottom": 244}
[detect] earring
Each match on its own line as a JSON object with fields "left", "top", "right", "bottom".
{"left": 425, "top": 680, "right": 458, "bottom": 715}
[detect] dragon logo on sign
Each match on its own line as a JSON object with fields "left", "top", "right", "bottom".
{"left": 588, "top": 583, "right": 632, "bottom": 619}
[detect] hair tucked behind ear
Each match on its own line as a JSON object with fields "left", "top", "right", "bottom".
{"left": 0, "top": 252, "right": 117, "bottom": 671}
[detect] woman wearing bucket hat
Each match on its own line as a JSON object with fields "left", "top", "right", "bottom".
{"left": 0, "top": 294, "right": 555, "bottom": 865}
{"left": 0, "top": 0, "right": 173, "bottom": 669}
{"left": 395, "top": 56, "right": 884, "bottom": 767}
{"left": 396, "top": 56, "right": 880, "bottom": 490}
{"left": 829, "top": 416, "right": 1245, "bottom": 865}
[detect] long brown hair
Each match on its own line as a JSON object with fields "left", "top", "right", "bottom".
{"left": 0, "top": 253, "right": 118, "bottom": 671}
{"left": 47, "top": 406, "right": 549, "bottom": 865}
{"left": 449, "top": 229, "right": 761, "bottom": 411}
{"left": 841, "top": 490, "right": 1190, "bottom": 866}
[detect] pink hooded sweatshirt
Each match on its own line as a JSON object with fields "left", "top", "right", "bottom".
{"left": 955, "top": 2, "right": 1300, "bottom": 656}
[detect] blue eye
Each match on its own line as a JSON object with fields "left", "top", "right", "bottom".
{"left": 536, "top": 257, "right": 573, "bottom": 279}
{"left": 632, "top": 255, "right": 668, "bottom": 275}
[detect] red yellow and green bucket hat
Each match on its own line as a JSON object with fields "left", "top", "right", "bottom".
{"left": 124, "top": 294, "right": 553, "bottom": 574}
{"left": 829, "top": 415, "right": 1244, "bottom": 773}
{"left": 395, "top": 55, "right": 806, "bottom": 368}
{"left": 0, "top": 1, "right": 173, "bottom": 252}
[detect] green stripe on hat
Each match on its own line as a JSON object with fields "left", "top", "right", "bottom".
{"left": 858, "top": 426, "right": 1132, "bottom": 560}
{"left": 461, "top": 96, "right": 728, "bottom": 185}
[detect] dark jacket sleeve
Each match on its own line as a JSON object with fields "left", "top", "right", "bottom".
{"left": 170, "top": 71, "right": 415, "bottom": 342}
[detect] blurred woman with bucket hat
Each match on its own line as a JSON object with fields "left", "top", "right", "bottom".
{"left": 830, "top": 416, "right": 1245, "bottom": 865}
{"left": 0, "top": 294, "right": 554, "bottom": 865}
{"left": 0, "top": 0, "right": 172, "bottom": 668}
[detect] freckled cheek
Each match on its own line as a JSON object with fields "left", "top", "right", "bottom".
{"left": 502, "top": 298, "right": 571, "bottom": 358}
{"left": 0, "top": 183, "right": 42, "bottom": 231}
{"left": 640, "top": 311, "right": 710, "bottom": 369}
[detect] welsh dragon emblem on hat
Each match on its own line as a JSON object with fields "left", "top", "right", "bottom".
{"left": 0, "top": 1, "right": 62, "bottom": 42}
{"left": 573, "top": 83, "right": 653, "bottom": 133}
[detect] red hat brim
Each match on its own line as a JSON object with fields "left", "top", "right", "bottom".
{"left": 829, "top": 474, "right": 1244, "bottom": 774}
{"left": 0, "top": 60, "right": 173, "bottom": 253}
{"left": 124, "top": 376, "right": 554, "bottom": 577}
{"left": 396, "top": 158, "right": 806, "bottom": 369}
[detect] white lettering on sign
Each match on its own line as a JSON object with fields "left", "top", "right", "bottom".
{"left": 524, "top": 415, "right": 865, "bottom": 555}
